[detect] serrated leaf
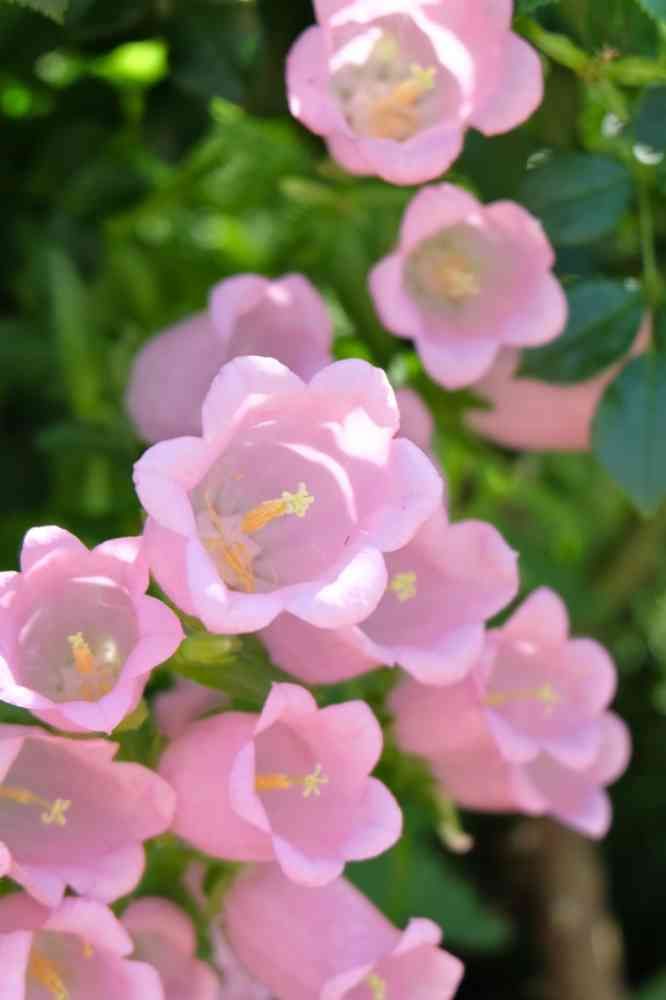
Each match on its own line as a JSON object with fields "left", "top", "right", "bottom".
{"left": 519, "top": 153, "right": 633, "bottom": 246}
{"left": 593, "top": 337, "right": 666, "bottom": 514}
{"left": 2, "top": 0, "right": 67, "bottom": 23}
{"left": 520, "top": 280, "right": 644, "bottom": 383}
{"left": 635, "top": 0, "right": 666, "bottom": 23}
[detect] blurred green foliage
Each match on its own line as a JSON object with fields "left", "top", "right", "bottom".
{"left": 3, "top": 0, "right": 666, "bottom": 996}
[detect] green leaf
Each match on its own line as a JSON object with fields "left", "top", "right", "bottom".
{"left": 559, "top": 0, "right": 659, "bottom": 55}
{"left": 2, "top": 0, "right": 68, "bottom": 23}
{"left": 520, "top": 280, "right": 644, "bottom": 383}
{"left": 593, "top": 336, "right": 666, "bottom": 514}
{"left": 519, "top": 153, "right": 633, "bottom": 245}
{"left": 633, "top": 86, "right": 666, "bottom": 150}
{"left": 635, "top": 0, "right": 666, "bottom": 24}
{"left": 637, "top": 970, "right": 666, "bottom": 998}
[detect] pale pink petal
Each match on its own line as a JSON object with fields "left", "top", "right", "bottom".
{"left": 471, "top": 33, "right": 543, "bottom": 135}
{"left": 20, "top": 526, "right": 86, "bottom": 573}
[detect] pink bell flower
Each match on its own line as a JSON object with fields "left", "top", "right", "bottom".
{"left": 392, "top": 588, "right": 618, "bottom": 767}
{"left": 287, "top": 0, "right": 542, "bottom": 185}
{"left": 134, "top": 356, "right": 443, "bottom": 634}
{"left": 159, "top": 683, "right": 402, "bottom": 887}
{"left": 126, "top": 274, "right": 333, "bottom": 444}
{"left": 467, "top": 315, "right": 652, "bottom": 452}
{"left": 0, "top": 893, "right": 164, "bottom": 1000}
{"left": 0, "top": 725, "right": 175, "bottom": 907}
{"left": 262, "top": 507, "right": 517, "bottom": 685}
{"left": 122, "top": 897, "right": 219, "bottom": 1000}
{"left": 0, "top": 527, "right": 183, "bottom": 734}
{"left": 370, "top": 185, "right": 567, "bottom": 388}
{"left": 223, "top": 863, "right": 464, "bottom": 999}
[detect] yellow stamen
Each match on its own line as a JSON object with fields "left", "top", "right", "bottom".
{"left": 389, "top": 572, "right": 417, "bottom": 603}
{"left": 0, "top": 785, "right": 71, "bottom": 826}
{"left": 82, "top": 941, "right": 94, "bottom": 959}
{"left": 67, "top": 632, "right": 95, "bottom": 675}
{"left": 368, "top": 64, "right": 436, "bottom": 141}
{"left": 241, "top": 483, "right": 315, "bottom": 534}
{"left": 367, "top": 972, "right": 388, "bottom": 1000}
{"left": 205, "top": 492, "right": 256, "bottom": 593}
{"left": 255, "top": 763, "right": 329, "bottom": 799}
{"left": 428, "top": 250, "right": 481, "bottom": 302}
{"left": 485, "top": 682, "right": 561, "bottom": 712}
{"left": 28, "top": 949, "right": 69, "bottom": 1000}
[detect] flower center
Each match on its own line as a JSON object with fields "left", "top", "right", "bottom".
{"left": 389, "top": 571, "right": 417, "bottom": 603}
{"left": 255, "top": 763, "right": 329, "bottom": 799}
{"left": 335, "top": 33, "right": 437, "bottom": 142}
{"left": 67, "top": 631, "right": 118, "bottom": 702}
{"left": 484, "top": 682, "right": 561, "bottom": 715}
{"left": 203, "top": 483, "right": 315, "bottom": 594}
{"left": 417, "top": 248, "right": 481, "bottom": 303}
{"left": 28, "top": 949, "right": 69, "bottom": 1000}
{"left": 0, "top": 784, "right": 71, "bottom": 825}
{"left": 367, "top": 972, "right": 388, "bottom": 999}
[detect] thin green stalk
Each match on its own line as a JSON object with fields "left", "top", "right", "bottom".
{"left": 637, "top": 180, "right": 664, "bottom": 310}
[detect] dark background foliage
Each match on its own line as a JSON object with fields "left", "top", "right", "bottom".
{"left": 3, "top": 1, "right": 666, "bottom": 996}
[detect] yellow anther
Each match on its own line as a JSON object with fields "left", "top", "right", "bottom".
{"left": 255, "top": 763, "right": 329, "bottom": 799}
{"left": 204, "top": 492, "right": 256, "bottom": 593}
{"left": 41, "top": 798, "right": 71, "bottom": 827}
{"left": 28, "top": 949, "right": 69, "bottom": 1000}
{"left": 389, "top": 572, "right": 417, "bottom": 603}
{"left": 368, "top": 63, "right": 436, "bottom": 141}
{"left": 241, "top": 483, "right": 314, "bottom": 534}
{"left": 67, "top": 632, "right": 95, "bottom": 675}
{"left": 367, "top": 972, "right": 388, "bottom": 1000}
{"left": 0, "top": 785, "right": 71, "bottom": 826}
{"left": 82, "top": 941, "right": 94, "bottom": 959}
{"left": 485, "top": 682, "right": 561, "bottom": 713}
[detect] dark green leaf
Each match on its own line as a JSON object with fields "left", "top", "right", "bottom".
{"left": 519, "top": 153, "right": 633, "bottom": 245}
{"left": 593, "top": 344, "right": 666, "bottom": 514}
{"left": 637, "top": 970, "right": 666, "bottom": 998}
{"left": 559, "top": 0, "right": 659, "bottom": 55}
{"left": 2, "top": 0, "right": 67, "bottom": 23}
{"left": 520, "top": 280, "right": 644, "bottom": 383}
{"left": 633, "top": 87, "right": 666, "bottom": 151}
{"left": 515, "top": 0, "right": 558, "bottom": 12}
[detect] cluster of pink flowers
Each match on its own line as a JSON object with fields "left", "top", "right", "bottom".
{"left": 0, "top": 2, "right": 632, "bottom": 997}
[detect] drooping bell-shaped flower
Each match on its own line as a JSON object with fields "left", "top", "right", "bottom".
{"left": 134, "top": 356, "right": 443, "bottom": 634}
{"left": 392, "top": 588, "right": 618, "bottom": 767}
{"left": 122, "top": 897, "right": 219, "bottom": 1000}
{"left": 262, "top": 507, "right": 517, "bottom": 685}
{"left": 0, "top": 527, "right": 183, "bottom": 733}
{"left": 287, "top": 0, "right": 543, "bottom": 185}
{"left": 0, "top": 725, "right": 175, "bottom": 907}
{"left": 223, "top": 863, "right": 464, "bottom": 999}
{"left": 126, "top": 273, "right": 333, "bottom": 444}
{"left": 370, "top": 184, "right": 567, "bottom": 388}
{"left": 160, "top": 683, "right": 402, "bottom": 886}
{"left": 0, "top": 893, "right": 165, "bottom": 1000}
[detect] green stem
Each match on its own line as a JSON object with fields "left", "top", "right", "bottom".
{"left": 518, "top": 18, "right": 589, "bottom": 74}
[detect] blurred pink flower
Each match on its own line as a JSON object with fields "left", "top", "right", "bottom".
{"left": 467, "top": 315, "right": 652, "bottom": 452}
{"left": 0, "top": 527, "right": 183, "bottom": 734}
{"left": 287, "top": 0, "right": 542, "bottom": 185}
{"left": 0, "top": 893, "right": 164, "bottom": 1000}
{"left": 211, "top": 924, "right": 272, "bottom": 1000}
{"left": 160, "top": 683, "right": 402, "bottom": 886}
{"left": 396, "top": 386, "right": 434, "bottom": 454}
{"left": 126, "top": 274, "right": 333, "bottom": 444}
{"left": 426, "top": 711, "right": 630, "bottom": 838}
{"left": 122, "top": 897, "right": 219, "bottom": 1000}
{"left": 224, "top": 863, "right": 464, "bottom": 999}
{"left": 153, "top": 677, "right": 227, "bottom": 741}
{"left": 134, "top": 356, "right": 442, "bottom": 634}
{"left": 392, "top": 588, "right": 618, "bottom": 766}
{"left": 370, "top": 184, "right": 567, "bottom": 388}
{"left": 0, "top": 725, "right": 175, "bottom": 907}
{"left": 262, "top": 507, "right": 518, "bottom": 685}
